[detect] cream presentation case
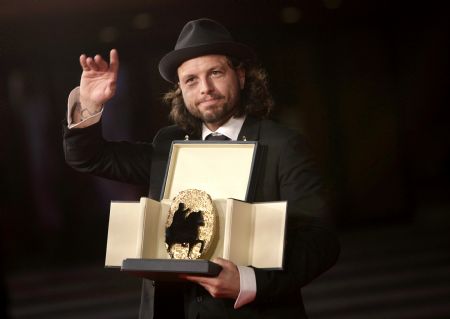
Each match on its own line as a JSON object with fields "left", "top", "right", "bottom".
{"left": 105, "top": 141, "right": 287, "bottom": 280}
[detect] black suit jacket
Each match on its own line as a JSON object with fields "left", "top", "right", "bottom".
{"left": 63, "top": 116, "right": 340, "bottom": 319}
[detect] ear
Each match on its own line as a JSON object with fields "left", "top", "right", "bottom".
{"left": 236, "top": 67, "right": 246, "bottom": 90}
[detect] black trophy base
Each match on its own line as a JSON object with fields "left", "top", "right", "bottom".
{"left": 120, "top": 258, "right": 222, "bottom": 281}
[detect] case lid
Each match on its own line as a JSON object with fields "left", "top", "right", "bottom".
{"left": 161, "top": 141, "right": 258, "bottom": 201}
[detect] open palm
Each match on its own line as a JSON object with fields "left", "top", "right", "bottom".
{"left": 79, "top": 49, "right": 119, "bottom": 107}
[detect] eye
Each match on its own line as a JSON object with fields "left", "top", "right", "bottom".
{"left": 185, "top": 77, "right": 197, "bottom": 86}
{"left": 211, "top": 70, "right": 223, "bottom": 77}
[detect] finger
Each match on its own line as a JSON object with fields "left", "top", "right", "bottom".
{"left": 183, "top": 275, "right": 211, "bottom": 284}
{"left": 184, "top": 276, "right": 209, "bottom": 289}
{"left": 86, "top": 57, "right": 99, "bottom": 71}
{"left": 109, "top": 49, "right": 120, "bottom": 74}
{"left": 80, "top": 54, "right": 90, "bottom": 71}
{"left": 94, "top": 54, "right": 108, "bottom": 70}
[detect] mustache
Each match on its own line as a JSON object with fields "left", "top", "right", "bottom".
{"left": 196, "top": 94, "right": 224, "bottom": 104}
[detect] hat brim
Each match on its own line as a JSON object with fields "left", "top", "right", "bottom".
{"left": 158, "top": 42, "right": 256, "bottom": 83}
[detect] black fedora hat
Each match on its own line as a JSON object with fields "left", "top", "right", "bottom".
{"left": 158, "top": 18, "right": 256, "bottom": 83}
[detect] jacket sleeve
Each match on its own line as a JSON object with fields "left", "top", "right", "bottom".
{"left": 253, "top": 133, "right": 340, "bottom": 304}
{"left": 62, "top": 119, "right": 153, "bottom": 185}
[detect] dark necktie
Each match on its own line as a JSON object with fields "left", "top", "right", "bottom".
{"left": 205, "top": 133, "right": 230, "bottom": 141}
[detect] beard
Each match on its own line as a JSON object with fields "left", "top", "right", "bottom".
{"left": 189, "top": 95, "right": 240, "bottom": 126}
{"left": 201, "top": 104, "right": 232, "bottom": 123}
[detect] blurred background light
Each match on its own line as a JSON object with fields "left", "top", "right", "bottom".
{"left": 99, "top": 26, "right": 119, "bottom": 43}
{"left": 280, "top": 6, "right": 302, "bottom": 24}
{"left": 323, "top": 0, "right": 342, "bottom": 10}
{"left": 132, "top": 12, "right": 153, "bottom": 30}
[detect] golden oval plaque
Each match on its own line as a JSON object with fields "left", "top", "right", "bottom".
{"left": 165, "top": 189, "right": 217, "bottom": 259}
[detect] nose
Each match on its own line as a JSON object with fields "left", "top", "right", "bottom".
{"left": 200, "top": 77, "right": 214, "bottom": 95}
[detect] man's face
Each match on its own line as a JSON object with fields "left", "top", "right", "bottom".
{"left": 177, "top": 55, "right": 245, "bottom": 131}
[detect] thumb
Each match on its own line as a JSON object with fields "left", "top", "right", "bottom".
{"left": 109, "top": 49, "right": 120, "bottom": 75}
{"left": 211, "top": 257, "right": 233, "bottom": 268}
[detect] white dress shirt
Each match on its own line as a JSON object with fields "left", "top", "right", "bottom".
{"left": 201, "top": 116, "right": 245, "bottom": 142}
{"left": 67, "top": 87, "right": 256, "bottom": 308}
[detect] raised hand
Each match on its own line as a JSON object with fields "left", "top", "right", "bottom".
{"left": 74, "top": 49, "right": 119, "bottom": 122}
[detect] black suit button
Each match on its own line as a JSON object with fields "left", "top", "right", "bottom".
{"left": 196, "top": 296, "right": 203, "bottom": 303}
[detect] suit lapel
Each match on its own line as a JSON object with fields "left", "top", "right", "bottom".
{"left": 236, "top": 117, "right": 264, "bottom": 202}
{"left": 182, "top": 131, "right": 201, "bottom": 141}
{"left": 238, "top": 116, "right": 261, "bottom": 141}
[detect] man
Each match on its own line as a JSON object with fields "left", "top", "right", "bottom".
{"left": 63, "top": 18, "right": 339, "bottom": 319}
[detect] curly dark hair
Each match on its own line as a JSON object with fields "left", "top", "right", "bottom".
{"left": 163, "top": 57, "right": 274, "bottom": 135}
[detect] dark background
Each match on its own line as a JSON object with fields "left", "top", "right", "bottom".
{"left": 0, "top": 0, "right": 449, "bottom": 318}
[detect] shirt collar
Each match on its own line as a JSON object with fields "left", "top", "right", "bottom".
{"left": 201, "top": 116, "right": 246, "bottom": 141}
